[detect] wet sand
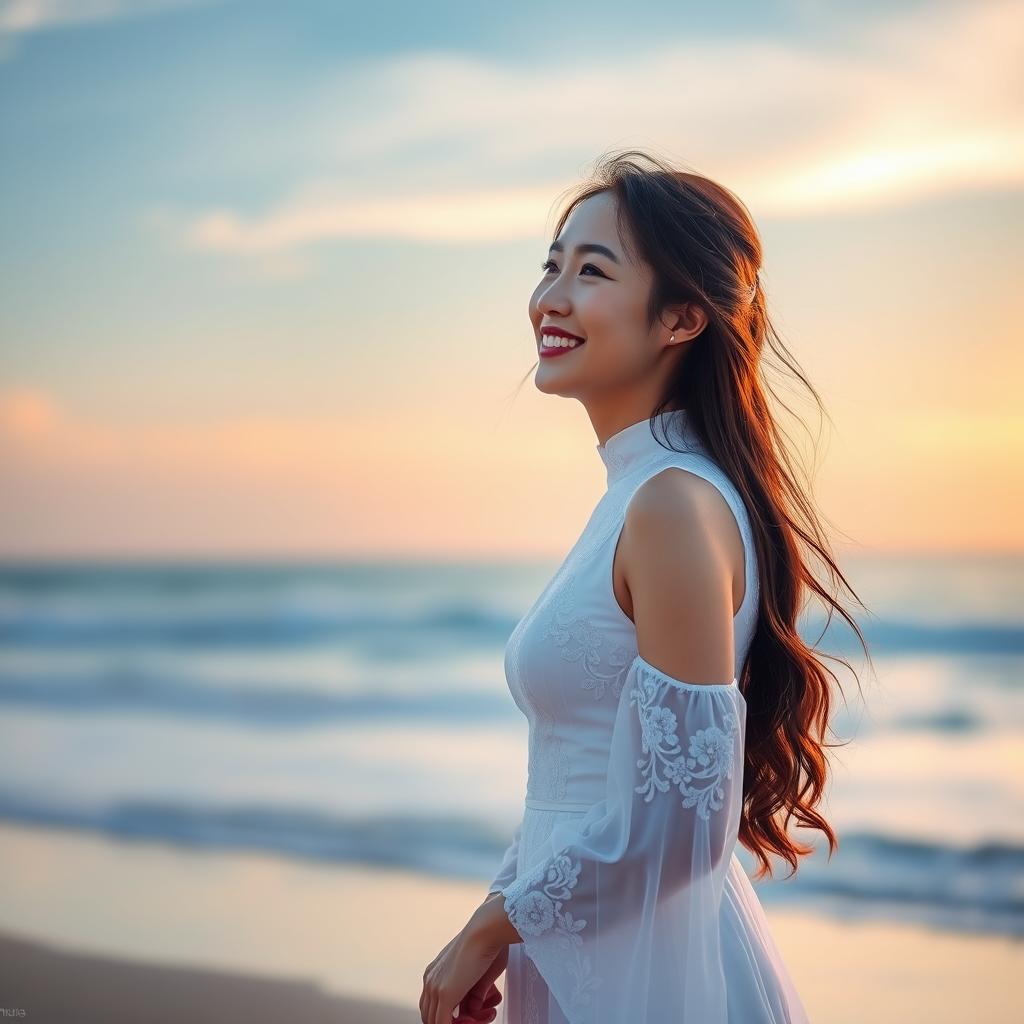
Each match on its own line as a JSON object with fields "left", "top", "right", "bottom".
{"left": 0, "top": 933, "right": 418, "bottom": 1024}
{"left": 1, "top": 823, "right": 1021, "bottom": 1024}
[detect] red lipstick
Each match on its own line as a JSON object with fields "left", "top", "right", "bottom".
{"left": 539, "top": 326, "right": 585, "bottom": 358}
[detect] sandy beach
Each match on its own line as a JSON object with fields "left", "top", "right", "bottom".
{"left": 0, "top": 933, "right": 418, "bottom": 1024}
{"left": 1, "top": 822, "right": 1020, "bottom": 1024}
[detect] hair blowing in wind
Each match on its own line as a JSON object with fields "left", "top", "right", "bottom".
{"left": 555, "top": 151, "right": 866, "bottom": 876}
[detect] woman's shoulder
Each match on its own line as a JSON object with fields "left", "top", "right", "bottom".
{"left": 626, "top": 465, "right": 741, "bottom": 545}
{"left": 617, "top": 467, "right": 746, "bottom": 683}
{"left": 623, "top": 465, "right": 744, "bottom": 594}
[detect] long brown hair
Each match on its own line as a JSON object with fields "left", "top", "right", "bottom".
{"left": 555, "top": 152, "right": 864, "bottom": 876}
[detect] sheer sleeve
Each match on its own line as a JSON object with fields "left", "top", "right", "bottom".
{"left": 488, "top": 821, "right": 522, "bottom": 895}
{"left": 501, "top": 656, "right": 745, "bottom": 1024}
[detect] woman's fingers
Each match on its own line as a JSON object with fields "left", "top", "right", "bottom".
{"left": 432, "top": 990, "right": 445, "bottom": 1024}
{"left": 421, "top": 923, "right": 507, "bottom": 1024}
{"left": 452, "top": 982, "right": 502, "bottom": 1023}
{"left": 421, "top": 970, "right": 449, "bottom": 1024}
{"left": 421, "top": 973, "right": 455, "bottom": 1024}
{"left": 419, "top": 961, "right": 435, "bottom": 1023}
{"left": 454, "top": 979, "right": 496, "bottom": 1022}
{"left": 452, "top": 1001, "right": 499, "bottom": 1021}
{"left": 460, "top": 979, "right": 487, "bottom": 1014}
{"left": 421, "top": 938, "right": 458, "bottom": 1024}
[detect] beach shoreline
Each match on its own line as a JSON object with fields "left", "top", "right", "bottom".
{"left": 2, "top": 822, "right": 1022, "bottom": 1024}
{"left": 0, "top": 932, "right": 419, "bottom": 1024}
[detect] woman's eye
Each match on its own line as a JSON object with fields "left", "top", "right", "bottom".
{"left": 580, "top": 263, "right": 607, "bottom": 278}
{"left": 540, "top": 259, "right": 559, "bottom": 274}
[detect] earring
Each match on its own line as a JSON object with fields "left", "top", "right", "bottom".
{"left": 670, "top": 334, "right": 676, "bottom": 342}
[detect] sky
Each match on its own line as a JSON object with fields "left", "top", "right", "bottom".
{"left": 0, "top": 0, "right": 1021, "bottom": 558}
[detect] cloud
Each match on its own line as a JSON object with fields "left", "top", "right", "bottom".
{"left": 175, "top": 0, "right": 1024, "bottom": 254}
{"left": 755, "top": 134, "right": 1024, "bottom": 214}
{"left": 184, "top": 185, "right": 562, "bottom": 254}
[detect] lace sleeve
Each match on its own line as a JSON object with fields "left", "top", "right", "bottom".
{"left": 501, "top": 656, "right": 745, "bottom": 1024}
{"left": 488, "top": 820, "right": 522, "bottom": 895}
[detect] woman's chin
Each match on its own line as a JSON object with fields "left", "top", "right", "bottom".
{"left": 534, "top": 365, "right": 579, "bottom": 397}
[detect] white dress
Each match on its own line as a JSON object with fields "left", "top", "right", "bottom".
{"left": 490, "top": 410, "right": 809, "bottom": 1024}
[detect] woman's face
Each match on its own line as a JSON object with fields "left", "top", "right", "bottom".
{"left": 529, "top": 191, "right": 669, "bottom": 404}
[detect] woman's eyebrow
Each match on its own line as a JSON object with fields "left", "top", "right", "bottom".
{"left": 548, "top": 240, "right": 620, "bottom": 264}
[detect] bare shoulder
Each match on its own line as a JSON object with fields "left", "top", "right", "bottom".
{"left": 625, "top": 468, "right": 742, "bottom": 559}
{"left": 627, "top": 466, "right": 731, "bottom": 519}
{"left": 616, "top": 468, "right": 745, "bottom": 684}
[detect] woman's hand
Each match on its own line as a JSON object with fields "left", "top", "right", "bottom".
{"left": 453, "top": 943, "right": 507, "bottom": 1024}
{"left": 420, "top": 893, "right": 519, "bottom": 1024}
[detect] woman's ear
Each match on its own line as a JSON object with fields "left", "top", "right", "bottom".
{"left": 664, "top": 304, "right": 708, "bottom": 346}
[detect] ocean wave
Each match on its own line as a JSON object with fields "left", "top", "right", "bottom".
{"left": 3, "top": 562, "right": 1023, "bottom": 659}
{"left": 0, "top": 795, "right": 510, "bottom": 880}
{"left": 749, "top": 833, "right": 1024, "bottom": 935}
{"left": 807, "top": 617, "right": 1024, "bottom": 657}
{"left": 0, "top": 602, "right": 521, "bottom": 650}
{"left": 2, "top": 598, "right": 1020, "bottom": 658}
{"left": 1, "top": 791, "right": 1020, "bottom": 935}
{"left": 0, "top": 652, "right": 1019, "bottom": 731}
{"left": 1, "top": 567, "right": 1021, "bottom": 657}
{"left": 0, "top": 670, "right": 517, "bottom": 725}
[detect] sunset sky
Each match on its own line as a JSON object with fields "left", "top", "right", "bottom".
{"left": 0, "top": 0, "right": 1021, "bottom": 558}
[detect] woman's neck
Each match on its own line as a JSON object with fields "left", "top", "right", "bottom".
{"left": 582, "top": 394, "right": 683, "bottom": 447}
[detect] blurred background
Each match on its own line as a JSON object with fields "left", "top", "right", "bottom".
{"left": 0, "top": 1, "right": 1022, "bottom": 1022}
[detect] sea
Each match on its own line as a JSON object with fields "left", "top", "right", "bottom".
{"left": 0, "top": 555, "right": 1021, "bottom": 936}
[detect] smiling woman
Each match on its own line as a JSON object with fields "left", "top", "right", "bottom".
{"left": 531, "top": 196, "right": 710, "bottom": 441}
{"left": 419, "top": 152, "right": 863, "bottom": 1024}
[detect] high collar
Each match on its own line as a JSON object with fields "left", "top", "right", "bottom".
{"left": 596, "top": 409, "right": 692, "bottom": 487}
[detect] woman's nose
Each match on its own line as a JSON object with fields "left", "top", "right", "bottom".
{"left": 534, "top": 275, "right": 571, "bottom": 318}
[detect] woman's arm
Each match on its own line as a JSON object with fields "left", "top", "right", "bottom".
{"left": 420, "top": 891, "right": 520, "bottom": 1024}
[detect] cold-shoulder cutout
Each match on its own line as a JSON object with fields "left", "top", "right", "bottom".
{"left": 624, "top": 466, "right": 747, "bottom": 611}
{"left": 615, "top": 466, "right": 745, "bottom": 685}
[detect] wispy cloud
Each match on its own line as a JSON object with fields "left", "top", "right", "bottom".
{"left": 176, "top": 0, "right": 1024, "bottom": 255}
{"left": 756, "top": 134, "right": 1024, "bottom": 214}
{"left": 184, "top": 185, "right": 562, "bottom": 254}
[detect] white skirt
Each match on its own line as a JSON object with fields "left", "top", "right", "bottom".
{"left": 499, "top": 806, "right": 808, "bottom": 1024}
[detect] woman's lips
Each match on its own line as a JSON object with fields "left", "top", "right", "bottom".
{"left": 539, "top": 328, "right": 585, "bottom": 357}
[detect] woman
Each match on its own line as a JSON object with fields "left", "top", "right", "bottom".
{"left": 420, "top": 152, "right": 859, "bottom": 1024}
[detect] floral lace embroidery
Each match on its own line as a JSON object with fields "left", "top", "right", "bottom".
{"left": 506, "top": 853, "right": 602, "bottom": 1017}
{"left": 541, "top": 570, "right": 638, "bottom": 700}
{"left": 631, "top": 669, "right": 738, "bottom": 820}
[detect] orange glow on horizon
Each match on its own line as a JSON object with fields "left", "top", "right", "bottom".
{"left": 1, "top": 388, "right": 1020, "bottom": 559}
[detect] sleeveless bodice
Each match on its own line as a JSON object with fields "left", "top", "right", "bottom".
{"left": 504, "top": 410, "right": 759, "bottom": 814}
